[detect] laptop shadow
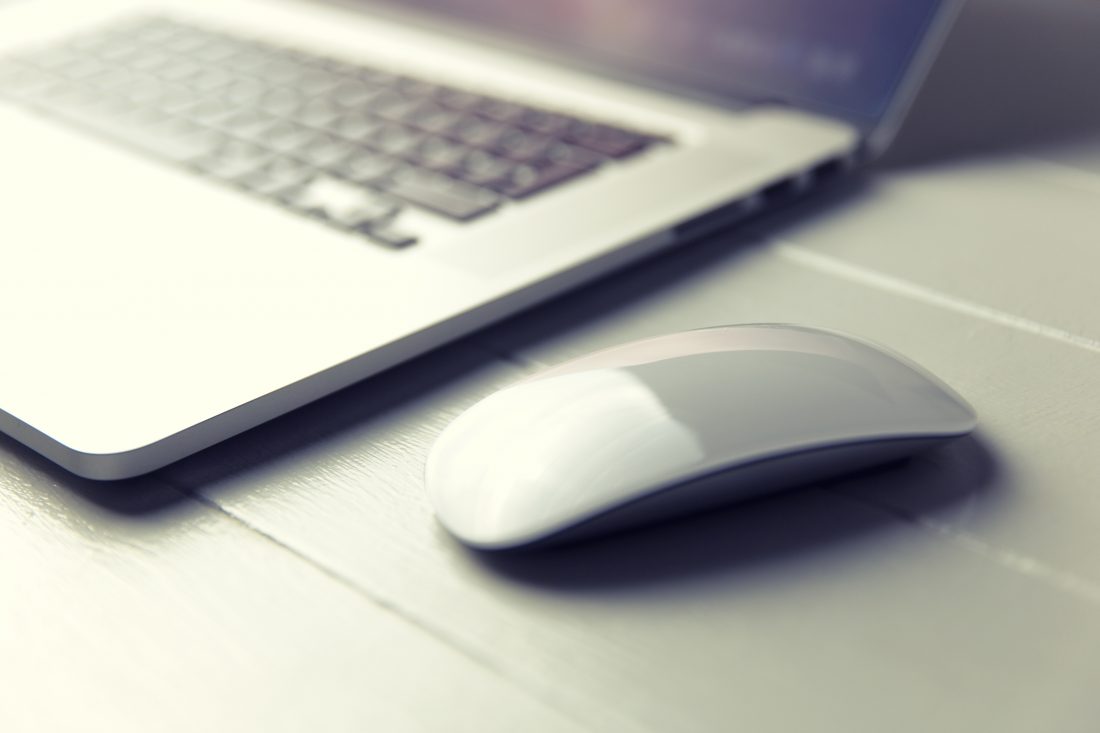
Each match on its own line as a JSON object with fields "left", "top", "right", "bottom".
{"left": 0, "top": 429, "right": 197, "bottom": 517}
{"left": 5, "top": 176, "right": 998, "bottom": 592}
{"left": 880, "top": 0, "right": 1100, "bottom": 169}
{"left": 0, "top": 335, "right": 509, "bottom": 517}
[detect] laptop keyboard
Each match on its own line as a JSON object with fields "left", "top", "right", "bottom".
{"left": 0, "top": 16, "right": 666, "bottom": 249}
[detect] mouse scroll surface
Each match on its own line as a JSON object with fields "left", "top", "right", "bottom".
{"left": 426, "top": 325, "right": 977, "bottom": 550}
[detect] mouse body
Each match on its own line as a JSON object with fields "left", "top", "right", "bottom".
{"left": 426, "top": 324, "right": 977, "bottom": 550}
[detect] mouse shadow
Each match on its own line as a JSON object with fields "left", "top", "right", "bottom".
{"left": 474, "top": 434, "right": 1000, "bottom": 592}
{"left": 878, "top": 0, "right": 1100, "bottom": 169}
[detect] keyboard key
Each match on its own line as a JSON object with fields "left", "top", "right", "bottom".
{"left": 297, "top": 134, "right": 357, "bottom": 167}
{"left": 328, "top": 113, "right": 384, "bottom": 143}
{"left": 228, "top": 50, "right": 280, "bottom": 76}
{"left": 129, "top": 118, "right": 222, "bottom": 163}
{"left": 333, "top": 150, "right": 401, "bottom": 183}
{"left": 450, "top": 117, "right": 508, "bottom": 148}
{"left": 540, "top": 142, "right": 602, "bottom": 170}
{"left": 159, "top": 60, "right": 203, "bottom": 84}
{"left": 375, "top": 97, "right": 429, "bottom": 124}
{"left": 260, "top": 87, "right": 305, "bottom": 116}
{"left": 329, "top": 80, "right": 379, "bottom": 108}
{"left": 518, "top": 108, "right": 574, "bottom": 137}
{"left": 191, "top": 40, "right": 241, "bottom": 65}
{"left": 493, "top": 162, "right": 594, "bottom": 199}
{"left": 192, "top": 140, "right": 271, "bottom": 180}
{"left": 297, "top": 69, "right": 341, "bottom": 97}
{"left": 360, "top": 223, "right": 418, "bottom": 249}
{"left": 219, "top": 77, "right": 267, "bottom": 106}
{"left": 148, "top": 83, "right": 203, "bottom": 113}
{"left": 260, "top": 120, "right": 315, "bottom": 151}
{"left": 215, "top": 109, "right": 280, "bottom": 140}
{"left": 292, "top": 98, "right": 342, "bottom": 128}
{"left": 286, "top": 175, "right": 400, "bottom": 226}
{"left": 189, "top": 68, "right": 234, "bottom": 93}
{"left": 454, "top": 150, "right": 516, "bottom": 188}
{"left": 84, "top": 66, "right": 136, "bottom": 92}
{"left": 162, "top": 30, "right": 213, "bottom": 55}
{"left": 127, "top": 49, "right": 176, "bottom": 74}
{"left": 493, "top": 128, "right": 555, "bottom": 163}
{"left": 434, "top": 87, "right": 483, "bottom": 111}
{"left": 183, "top": 98, "right": 238, "bottom": 126}
{"left": 410, "top": 136, "right": 468, "bottom": 171}
{"left": 316, "top": 57, "right": 359, "bottom": 77}
{"left": 407, "top": 104, "right": 464, "bottom": 135}
{"left": 252, "top": 59, "right": 308, "bottom": 87}
{"left": 565, "top": 121, "right": 651, "bottom": 158}
{"left": 354, "top": 67, "right": 398, "bottom": 87}
{"left": 0, "top": 14, "right": 671, "bottom": 248}
{"left": 474, "top": 98, "right": 529, "bottom": 124}
{"left": 393, "top": 76, "right": 438, "bottom": 99}
{"left": 381, "top": 168, "right": 499, "bottom": 220}
{"left": 367, "top": 123, "right": 425, "bottom": 157}
{"left": 237, "top": 156, "right": 314, "bottom": 197}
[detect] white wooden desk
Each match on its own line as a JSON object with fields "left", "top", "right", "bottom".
{"left": 4, "top": 1, "right": 1100, "bottom": 730}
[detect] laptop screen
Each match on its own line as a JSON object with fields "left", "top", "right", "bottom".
{"left": 378, "top": 0, "right": 947, "bottom": 127}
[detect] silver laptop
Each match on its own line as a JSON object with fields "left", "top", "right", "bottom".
{"left": 0, "top": 0, "right": 960, "bottom": 479}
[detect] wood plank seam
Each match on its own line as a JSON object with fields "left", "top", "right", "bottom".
{"left": 776, "top": 242, "right": 1100, "bottom": 356}
{"left": 821, "top": 486, "right": 1100, "bottom": 610}
{"left": 180, "top": 488, "right": 601, "bottom": 732}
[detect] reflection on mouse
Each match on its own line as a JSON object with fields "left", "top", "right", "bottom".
{"left": 426, "top": 324, "right": 977, "bottom": 551}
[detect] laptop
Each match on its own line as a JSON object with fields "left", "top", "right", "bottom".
{"left": 0, "top": 0, "right": 960, "bottom": 479}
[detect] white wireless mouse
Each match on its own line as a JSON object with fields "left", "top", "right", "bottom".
{"left": 426, "top": 324, "right": 977, "bottom": 550}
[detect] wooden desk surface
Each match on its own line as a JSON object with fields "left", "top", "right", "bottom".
{"left": 4, "top": 0, "right": 1100, "bottom": 730}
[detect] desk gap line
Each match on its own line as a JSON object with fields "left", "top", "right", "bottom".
{"left": 178, "top": 487, "right": 599, "bottom": 732}
{"left": 779, "top": 244, "right": 1100, "bottom": 606}
{"left": 824, "top": 486, "right": 1100, "bottom": 610}
{"left": 776, "top": 242, "right": 1100, "bottom": 356}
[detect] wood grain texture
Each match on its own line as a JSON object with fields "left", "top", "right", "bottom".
{"left": 0, "top": 431, "right": 584, "bottom": 733}
{"left": 480, "top": 219, "right": 1100, "bottom": 597}
{"left": 767, "top": 161, "right": 1100, "bottom": 344}
{"left": 164, "top": 240, "right": 1100, "bottom": 731}
{"left": 5, "top": 1, "right": 1100, "bottom": 731}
